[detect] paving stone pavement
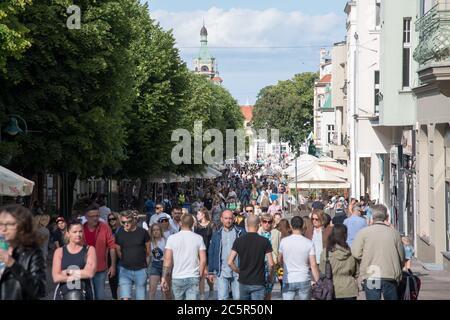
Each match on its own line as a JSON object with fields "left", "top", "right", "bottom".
{"left": 43, "top": 257, "right": 450, "bottom": 300}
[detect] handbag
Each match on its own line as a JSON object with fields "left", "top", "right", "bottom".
{"left": 398, "top": 269, "right": 421, "bottom": 300}
{"left": 59, "top": 245, "right": 89, "bottom": 300}
{"left": 312, "top": 250, "right": 335, "bottom": 300}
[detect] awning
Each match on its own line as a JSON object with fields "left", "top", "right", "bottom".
{"left": 0, "top": 166, "right": 35, "bottom": 196}
{"left": 288, "top": 161, "right": 350, "bottom": 189}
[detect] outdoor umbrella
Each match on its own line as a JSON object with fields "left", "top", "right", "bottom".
{"left": 0, "top": 166, "right": 35, "bottom": 197}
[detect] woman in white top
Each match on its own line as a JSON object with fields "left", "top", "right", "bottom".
{"left": 148, "top": 223, "right": 169, "bottom": 300}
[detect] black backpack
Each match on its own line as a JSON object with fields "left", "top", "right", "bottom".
{"left": 312, "top": 250, "right": 335, "bottom": 300}
{"left": 398, "top": 269, "right": 421, "bottom": 300}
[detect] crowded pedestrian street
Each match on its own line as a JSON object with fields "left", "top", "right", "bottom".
{"left": 1, "top": 0, "right": 450, "bottom": 304}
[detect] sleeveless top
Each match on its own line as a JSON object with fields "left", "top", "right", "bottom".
{"left": 54, "top": 245, "right": 93, "bottom": 300}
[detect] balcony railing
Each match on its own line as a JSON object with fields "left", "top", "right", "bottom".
{"left": 414, "top": 0, "right": 450, "bottom": 65}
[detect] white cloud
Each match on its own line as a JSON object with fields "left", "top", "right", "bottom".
{"left": 150, "top": 7, "right": 344, "bottom": 48}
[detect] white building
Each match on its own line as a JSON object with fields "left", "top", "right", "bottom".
{"left": 345, "top": 0, "right": 391, "bottom": 201}
{"left": 313, "top": 49, "right": 335, "bottom": 156}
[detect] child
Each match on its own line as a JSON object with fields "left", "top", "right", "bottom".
{"left": 402, "top": 236, "right": 415, "bottom": 271}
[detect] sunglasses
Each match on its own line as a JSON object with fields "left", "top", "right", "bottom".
{"left": 108, "top": 217, "right": 116, "bottom": 221}
{"left": 87, "top": 215, "right": 99, "bottom": 218}
{"left": 156, "top": 207, "right": 163, "bottom": 209}
{"left": 262, "top": 220, "right": 273, "bottom": 224}
{"left": 245, "top": 210, "right": 253, "bottom": 213}
{"left": 121, "top": 219, "right": 133, "bottom": 225}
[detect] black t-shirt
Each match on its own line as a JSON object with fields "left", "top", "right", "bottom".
{"left": 115, "top": 227, "right": 150, "bottom": 270}
{"left": 232, "top": 232, "right": 272, "bottom": 286}
{"left": 203, "top": 197, "right": 213, "bottom": 210}
{"left": 51, "top": 229, "right": 65, "bottom": 247}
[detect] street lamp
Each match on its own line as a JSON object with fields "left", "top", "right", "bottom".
{"left": 4, "top": 115, "right": 28, "bottom": 136}
{"left": 0, "top": 114, "right": 29, "bottom": 140}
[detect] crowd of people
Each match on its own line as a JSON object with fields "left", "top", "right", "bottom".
{"left": 0, "top": 163, "right": 416, "bottom": 301}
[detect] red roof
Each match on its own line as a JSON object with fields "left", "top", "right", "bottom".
{"left": 318, "top": 74, "right": 332, "bottom": 83}
{"left": 240, "top": 105, "right": 253, "bottom": 122}
{"left": 212, "top": 76, "right": 223, "bottom": 82}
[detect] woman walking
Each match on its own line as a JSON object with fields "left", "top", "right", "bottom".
{"left": 0, "top": 204, "right": 47, "bottom": 300}
{"left": 320, "top": 224, "right": 359, "bottom": 300}
{"left": 52, "top": 220, "right": 96, "bottom": 300}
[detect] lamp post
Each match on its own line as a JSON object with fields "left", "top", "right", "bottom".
{"left": 0, "top": 114, "right": 29, "bottom": 141}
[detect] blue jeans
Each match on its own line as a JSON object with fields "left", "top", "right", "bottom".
{"left": 282, "top": 281, "right": 311, "bottom": 300}
{"left": 217, "top": 276, "right": 240, "bottom": 300}
{"left": 92, "top": 270, "right": 107, "bottom": 300}
{"left": 118, "top": 266, "right": 148, "bottom": 300}
{"left": 172, "top": 277, "right": 200, "bottom": 300}
{"left": 363, "top": 279, "right": 399, "bottom": 300}
{"left": 239, "top": 284, "right": 265, "bottom": 300}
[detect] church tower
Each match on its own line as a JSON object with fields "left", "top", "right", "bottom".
{"left": 193, "top": 24, "right": 223, "bottom": 85}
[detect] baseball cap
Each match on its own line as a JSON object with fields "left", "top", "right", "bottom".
{"left": 56, "top": 217, "right": 65, "bottom": 223}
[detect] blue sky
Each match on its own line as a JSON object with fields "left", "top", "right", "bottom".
{"left": 145, "top": 0, "right": 348, "bottom": 105}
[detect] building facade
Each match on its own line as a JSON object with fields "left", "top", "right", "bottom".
{"left": 345, "top": 0, "right": 390, "bottom": 202}
{"left": 330, "top": 41, "right": 350, "bottom": 164}
{"left": 313, "top": 49, "right": 335, "bottom": 156}
{"left": 413, "top": 0, "right": 450, "bottom": 270}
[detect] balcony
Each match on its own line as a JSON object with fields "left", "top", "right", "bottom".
{"left": 414, "top": 1, "right": 450, "bottom": 96}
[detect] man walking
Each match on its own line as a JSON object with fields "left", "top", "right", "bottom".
{"left": 115, "top": 210, "right": 150, "bottom": 300}
{"left": 208, "top": 210, "right": 246, "bottom": 300}
{"left": 351, "top": 204, "right": 405, "bottom": 300}
{"left": 169, "top": 206, "right": 182, "bottom": 233}
{"left": 278, "top": 216, "right": 320, "bottom": 300}
{"left": 83, "top": 204, "right": 116, "bottom": 300}
{"left": 161, "top": 214, "right": 206, "bottom": 300}
{"left": 258, "top": 213, "right": 281, "bottom": 300}
{"left": 343, "top": 204, "right": 367, "bottom": 246}
{"left": 149, "top": 203, "right": 171, "bottom": 226}
{"left": 227, "top": 215, "right": 274, "bottom": 300}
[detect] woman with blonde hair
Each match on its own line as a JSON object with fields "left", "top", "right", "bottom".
{"left": 302, "top": 216, "right": 314, "bottom": 239}
{"left": 34, "top": 214, "right": 51, "bottom": 265}
{"left": 194, "top": 208, "right": 216, "bottom": 300}
{"left": 148, "top": 223, "right": 170, "bottom": 300}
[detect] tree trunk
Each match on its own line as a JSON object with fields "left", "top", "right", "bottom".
{"left": 137, "top": 177, "right": 147, "bottom": 213}
{"left": 60, "top": 172, "right": 78, "bottom": 218}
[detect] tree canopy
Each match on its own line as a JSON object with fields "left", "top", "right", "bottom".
{"left": 252, "top": 72, "right": 318, "bottom": 155}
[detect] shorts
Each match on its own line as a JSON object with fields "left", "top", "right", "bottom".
{"left": 149, "top": 260, "right": 163, "bottom": 276}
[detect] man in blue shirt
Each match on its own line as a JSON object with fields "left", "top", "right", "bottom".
{"left": 344, "top": 204, "right": 367, "bottom": 246}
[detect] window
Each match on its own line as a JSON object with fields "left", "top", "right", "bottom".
{"left": 374, "top": 71, "right": 380, "bottom": 113}
{"left": 201, "top": 66, "right": 209, "bottom": 72}
{"left": 403, "top": 18, "right": 412, "bottom": 88}
{"left": 257, "top": 141, "right": 265, "bottom": 157}
{"left": 327, "top": 125, "right": 335, "bottom": 144}
{"left": 375, "top": 0, "right": 381, "bottom": 28}
{"left": 422, "top": 0, "right": 437, "bottom": 16}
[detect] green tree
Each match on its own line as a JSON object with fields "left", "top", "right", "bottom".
{"left": 0, "top": 0, "right": 32, "bottom": 73}
{"left": 0, "top": 0, "right": 147, "bottom": 213}
{"left": 252, "top": 72, "right": 318, "bottom": 155}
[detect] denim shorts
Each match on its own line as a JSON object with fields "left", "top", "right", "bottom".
{"left": 149, "top": 260, "right": 163, "bottom": 276}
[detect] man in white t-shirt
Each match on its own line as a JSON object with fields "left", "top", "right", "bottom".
{"left": 278, "top": 216, "right": 320, "bottom": 300}
{"left": 161, "top": 214, "right": 206, "bottom": 300}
